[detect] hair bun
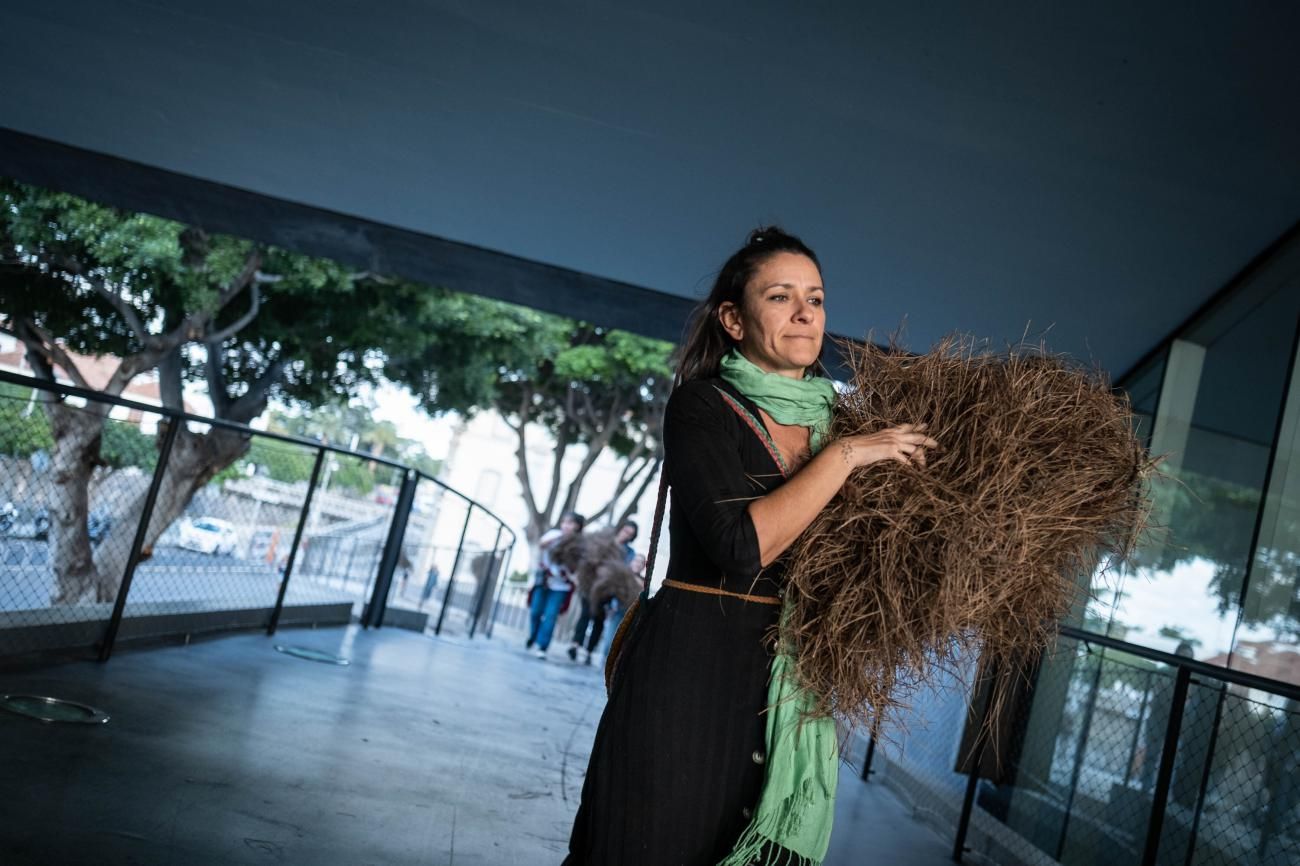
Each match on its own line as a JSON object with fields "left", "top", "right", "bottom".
{"left": 748, "top": 225, "right": 784, "bottom": 247}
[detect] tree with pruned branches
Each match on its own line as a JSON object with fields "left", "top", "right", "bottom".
{"left": 380, "top": 290, "right": 673, "bottom": 547}
{"left": 0, "top": 180, "right": 406, "bottom": 603}
{"left": 1, "top": 178, "right": 675, "bottom": 604}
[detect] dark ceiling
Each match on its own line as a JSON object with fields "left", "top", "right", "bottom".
{"left": 2, "top": 2, "right": 1298, "bottom": 377}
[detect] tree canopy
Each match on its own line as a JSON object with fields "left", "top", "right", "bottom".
{"left": 381, "top": 290, "right": 673, "bottom": 540}
{"left": 0, "top": 176, "right": 675, "bottom": 601}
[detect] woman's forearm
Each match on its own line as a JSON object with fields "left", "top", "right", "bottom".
{"left": 747, "top": 444, "right": 853, "bottom": 567}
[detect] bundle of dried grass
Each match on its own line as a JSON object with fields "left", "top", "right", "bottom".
{"left": 591, "top": 560, "right": 643, "bottom": 609}
{"left": 785, "top": 336, "right": 1156, "bottom": 728}
{"left": 550, "top": 529, "right": 640, "bottom": 605}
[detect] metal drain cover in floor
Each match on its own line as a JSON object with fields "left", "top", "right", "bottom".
{"left": 1, "top": 695, "right": 110, "bottom": 724}
{"left": 273, "top": 645, "right": 351, "bottom": 665}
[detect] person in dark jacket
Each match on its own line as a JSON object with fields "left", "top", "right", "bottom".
{"left": 564, "top": 228, "right": 935, "bottom": 865}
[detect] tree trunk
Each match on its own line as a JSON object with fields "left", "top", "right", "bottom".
{"left": 46, "top": 403, "right": 109, "bottom": 604}
{"left": 615, "top": 458, "right": 662, "bottom": 528}
{"left": 45, "top": 407, "right": 252, "bottom": 605}
{"left": 88, "top": 424, "right": 252, "bottom": 604}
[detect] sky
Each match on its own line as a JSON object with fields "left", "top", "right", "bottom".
{"left": 185, "top": 378, "right": 458, "bottom": 461}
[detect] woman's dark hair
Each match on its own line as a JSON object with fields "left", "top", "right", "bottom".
{"left": 676, "top": 226, "right": 821, "bottom": 382}
{"left": 561, "top": 511, "right": 586, "bottom": 530}
{"left": 618, "top": 519, "right": 639, "bottom": 541}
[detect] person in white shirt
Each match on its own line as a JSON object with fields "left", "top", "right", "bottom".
{"left": 526, "top": 511, "right": 585, "bottom": 658}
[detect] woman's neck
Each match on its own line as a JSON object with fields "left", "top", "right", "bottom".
{"left": 737, "top": 349, "right": 805, "bottom": 380}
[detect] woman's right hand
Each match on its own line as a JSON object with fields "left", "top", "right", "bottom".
{"left": 749, "top": 422, "right": 937, "bottom": 567}
{"left": 835, "top": 424, "right": 938, "bottom": 469}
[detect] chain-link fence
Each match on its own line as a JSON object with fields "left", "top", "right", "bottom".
{"left": 0, "top": 372, "right": 516, "bottom": 663}
{"left": 853, "top": 629, "right": 1300, "bottom": 866}
{"left": 0, "top": 382, "right": 169, "bottom": 657}
{"left": 1160, "top": 686, "right": 1300, "bottom": 865}
{"left": 290, "top": 451, "right": 405, "bottom": 617}
{"left": 367, "top": 484, "right": 518, "bottom": 639}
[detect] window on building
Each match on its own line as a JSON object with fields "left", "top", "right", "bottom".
{"left": 475, "top": 469, "right": 501, "bottom": 508}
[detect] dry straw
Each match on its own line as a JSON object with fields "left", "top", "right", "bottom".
{"left": 784, "top": 336, "right": 1157, "bottom": 730}
{"left": 551, "top": 529, "right": 642, "bottom": 608}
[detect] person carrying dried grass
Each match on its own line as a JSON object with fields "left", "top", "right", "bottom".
{"left": 564, "top": 227, "right": 937, "bottom": 866}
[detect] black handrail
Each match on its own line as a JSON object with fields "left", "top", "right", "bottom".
{"left": 268, "top": 447, "right": 326, "bottom": 636}
{"left": 1058, "top": 623, "right": 1300, "bottom": 703}
{"left": 0, "top": 368, "right": 520, "bottom": 542}
{"left": 939, "top": 624, "right": 1300, "bottom": 864}
{"left": 98, "top": 416, "right": 179, "bottom": 661}
{"left": 0, "top": 369, "right": 518, "bottom": 653}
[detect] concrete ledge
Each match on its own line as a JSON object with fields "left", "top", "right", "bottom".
{"left": 0, "top": 601, "right": 354, "bottom": 657}
{"left": 874, "top": 752, "right": 1058, "bottom": 866}
{"left": 364, "top": 605, "right": 429, "bottom": 632}
{"left": 118, "top": 602, "right": 354, "bottom": 645}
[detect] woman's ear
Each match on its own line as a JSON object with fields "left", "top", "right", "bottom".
{"left": 718, "top": 301, "right": 744, "bottom": 342}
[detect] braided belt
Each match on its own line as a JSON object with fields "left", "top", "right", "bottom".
{"left": 661, "top": 578, "right": 782, "bottom": 606}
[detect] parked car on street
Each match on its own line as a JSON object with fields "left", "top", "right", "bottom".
{"left": 1, "top": 503, "right": 112, "bottom": 545}
{"left": 0, "top": 502, "right": 57, "bottom": 541}
{"left": 177, "top": 517, "right": 239, "bottom": 556}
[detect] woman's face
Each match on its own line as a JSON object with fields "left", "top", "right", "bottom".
{"left": 718, "top": 252, "right": 825, "bottom": 379}
{"left": 616, "top": 524, "right": 636, "bottom": 544}
{"left": 560, "top": 516, "right": 581, "bottom": 535}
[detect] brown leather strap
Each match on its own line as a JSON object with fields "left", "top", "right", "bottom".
{"left": 661, "top": 578, "right": 782, "bottom": 606}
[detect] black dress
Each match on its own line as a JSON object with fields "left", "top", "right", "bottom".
{"left": 564, "top": 377, "right": 792, "bottom": 866}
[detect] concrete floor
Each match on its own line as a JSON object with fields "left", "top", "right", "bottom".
{"left": 0, "top": 625, "right": 953, "bottom": 865}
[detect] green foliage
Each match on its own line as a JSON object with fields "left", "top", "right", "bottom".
{"left": 1156, "top": 625, "right": 1202, "bottom": 648}
{"left": 329, "top": 456, "right": 376, "bottom": 495}
{"left": 209, "top": 461, "right": 246, "bottom": 487}
{"left": 243, "top": 437, "right": 316, "bottom": 485}
{"left": 1, "top": 180, "right": 242, "bottom": 363}
{"left": 0, "top": 387, "right": 53, "bottom": 457}
{"left": 1, "top": 176, "right": 671, "bottom": 541}
{"left": 381, "top": 288, "right": 674, "bottom": 455}
{"left": 1135, "top": 464, "right": 1300, "bottom": 637}
{"left": 1, "top": 178, "right": 675, "bottom": 444}
{"left": 100, "top": 419, "right": 156, "bottom": 470}
{"left": 406, "top": 452, "right": 442, "bottom": 478}
{"left": 261, "top": 402, "right": 441, "bottom": 484}
{"left": 0, "top": 178, "right": 420, "bottom": 413}
{"left": 0, "top": 390, "right": 155, "bottom": 470}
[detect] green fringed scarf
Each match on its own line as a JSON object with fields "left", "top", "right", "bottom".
{"left": 717, "top": 350, "right": 839, "bottom": 866}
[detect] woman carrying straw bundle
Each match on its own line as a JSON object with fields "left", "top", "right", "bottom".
{"left": 563, "top": 227, "right": 937, "bottom": 866}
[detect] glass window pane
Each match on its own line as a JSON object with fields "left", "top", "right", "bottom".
{"left": 1128, "top": 353, "right": 1167, "bottom": 450}
{"left": 1083, "top": 355, "right": 1168, "bottom": 633}
{"left": 1234, "top": 287, "right": 1300, "bottom": 687}
{"left": 1109, "top": 272, "right": 1300, "bottom": 663}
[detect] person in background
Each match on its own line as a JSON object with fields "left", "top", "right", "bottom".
{"left": 598, "top": 551, "right": 646, "bottom": 659}
{"left": 419, "top": 563, "right": 440, "bottom": 609}
{"left": 527, "top": 511, "right": 585, "bottom": 659}
{"left": 617, "top": 520, "right": 638, "bottom": 563}
{"left": 568, "top": 520, "right": 638, "bottom": 664}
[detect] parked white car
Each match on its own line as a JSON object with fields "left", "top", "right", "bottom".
{"left": 178, "top": 517, "right": 239, "bottom": 556}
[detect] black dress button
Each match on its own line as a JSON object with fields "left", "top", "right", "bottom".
{"left": 752, "top": 749, "right": 766, "bottom": 765}
{"left": 742, "top": 806, "right": 753, "bottom": 819}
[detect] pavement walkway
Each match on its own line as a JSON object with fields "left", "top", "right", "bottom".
{"left": 0, "top": 624, "right": 954, "bottom": 865}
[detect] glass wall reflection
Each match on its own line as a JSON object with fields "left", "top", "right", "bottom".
{"left": 989, "top": 238, "right": 1300, "bottom": 866}
{"left": 1232, "top": 297, "right": 1300, "bottom": 688}
{"left": 1105, "top": 262, "right": 1300, "bottom": 668}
